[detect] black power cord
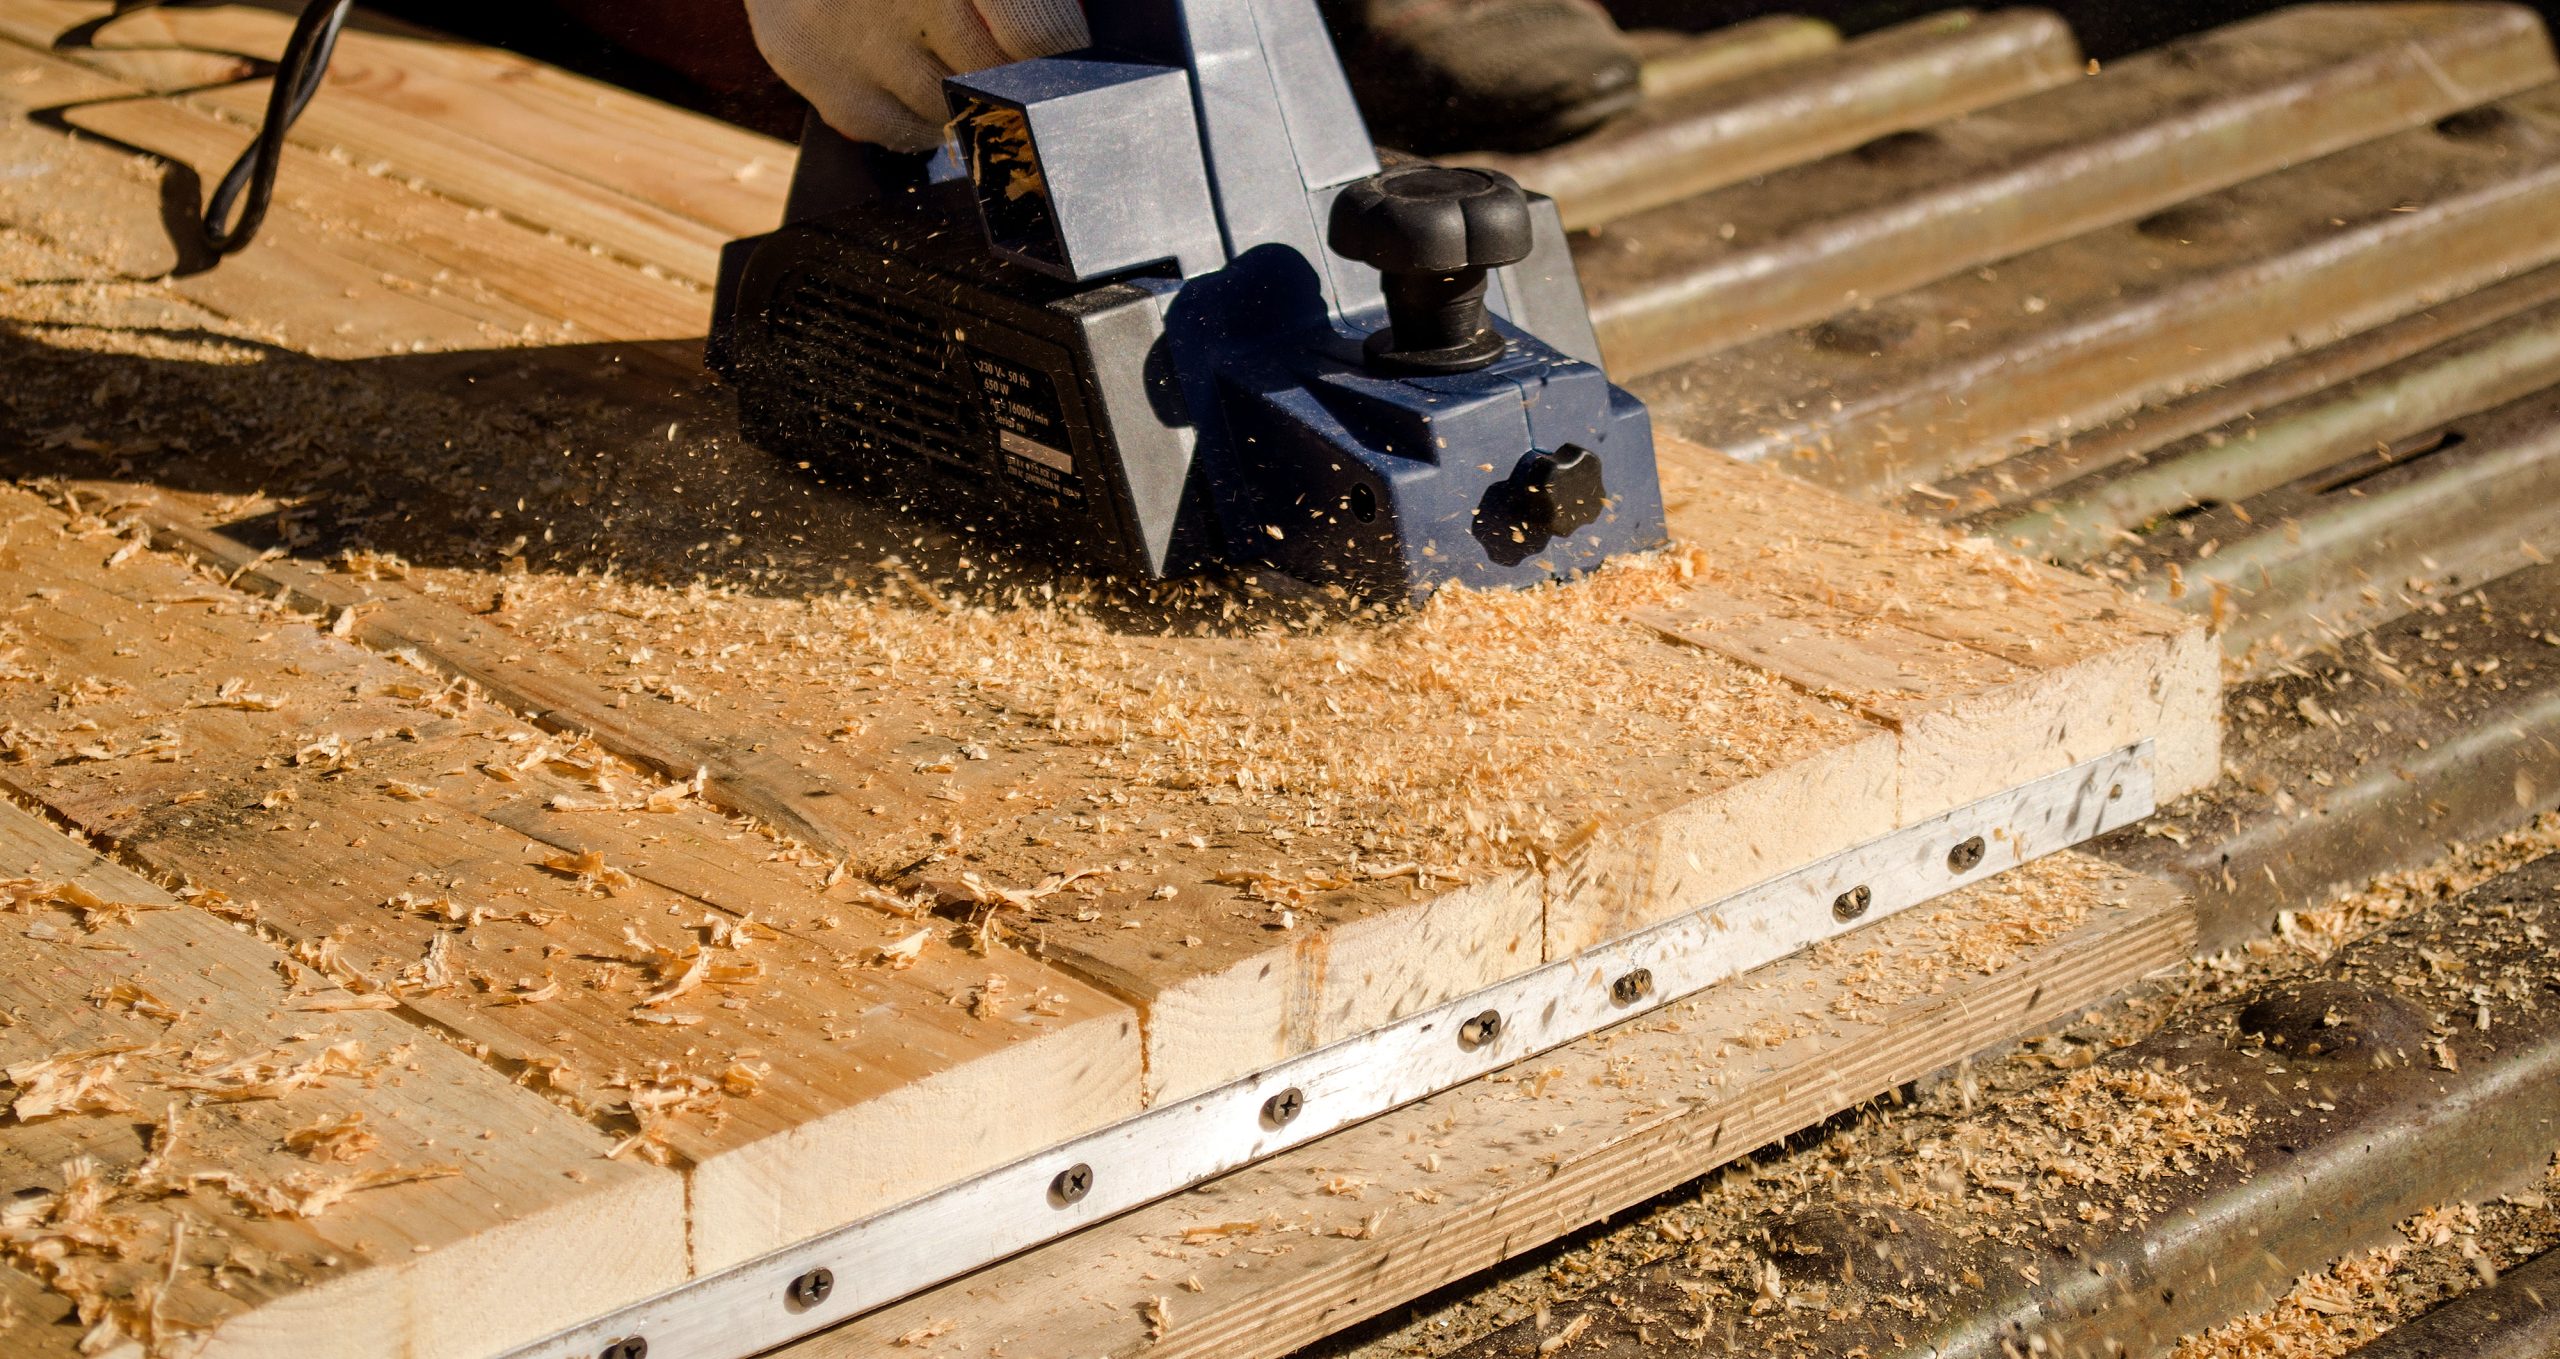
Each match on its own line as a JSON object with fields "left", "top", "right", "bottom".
{"left": 199, "top": 0, "right": 353, "bottom": 258}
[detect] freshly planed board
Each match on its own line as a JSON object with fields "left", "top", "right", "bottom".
{"left": 0, "top": 799, "right": 686, "bottom": 1359}
{"left": 0, "top": 483, "right": 1149, "bottom": 1289}
{"left": 0, "top": 3, "right": 2218, "bottom": 1352}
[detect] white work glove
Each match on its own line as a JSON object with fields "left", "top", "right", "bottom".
{"left": 747, "top": 0, "right": 1092, "bottom": 152}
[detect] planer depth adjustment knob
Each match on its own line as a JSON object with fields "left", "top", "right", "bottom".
{"left": 1328, "top": 166, "right": 1534, "bottom": 376}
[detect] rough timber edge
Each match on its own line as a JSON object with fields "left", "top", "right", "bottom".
{"left": 502, "top": 742, "right": 2156, "bottom": 1359}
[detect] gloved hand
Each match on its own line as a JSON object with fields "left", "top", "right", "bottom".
{"left": 746, "top": 0, "right": 1092, "bottom": 152}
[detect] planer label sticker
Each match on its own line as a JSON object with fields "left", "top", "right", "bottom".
{"left": 967, "top": 349, "right": 1081, "bottom": 499}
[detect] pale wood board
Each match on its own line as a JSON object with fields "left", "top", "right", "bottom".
{"left": 0, "top": 486, "right": 1148, "bottom": 1275}
{"left": 0, "top": 798, "right": 688, "bottom": 1359}
{"left": 776, "top": 852, "right": 2193, "bottom": 1359}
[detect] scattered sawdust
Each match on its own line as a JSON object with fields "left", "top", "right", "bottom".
{"left": 2171, "top": 1248, "right": 2408, "bottom": 1358}
{"left": 2273, "top": 811, "right": 2560, "bottom": 959}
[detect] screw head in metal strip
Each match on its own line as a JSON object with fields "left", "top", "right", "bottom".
{"left": 1050, "top": 1162, "right": 1094, "bottom": 1206}
{"left": 600, "top": 1339, "right": 648, "bottom": 1359}
{"left": 1832, "top": 885, "right": 1872, "bottom": 921}
{"left": 787, "top": 1267, "right": 835, "bottom": 1309}
{"left": 1611, "top": 968, "right": 1654, "bottom": 1005}
{"left": 1947, "top": 835, "right": 1987, "bottom": 873}
{"left": 1261, "top": 1086, "right": 1305, "bottom": 1128}
{"left": 1459, "top": 1008, "right": 1504, "bottom": 1048}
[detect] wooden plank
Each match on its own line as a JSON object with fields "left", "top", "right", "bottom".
{"left": 0, "top": 0, "right": 793, "bottom": 283}
{"left": 1656, "top": 447, "right": 2223, "bottom": 804}
{"left": 82, "top": 437, "right": 2210, "bottom": 1100}
{"left": 0, "top": 290, "right": 2205, "bottom": 1117}
{"left": 0, "top": 486, "right": 1148, "bottom": 1274}
{"left": 0, "top": 799, "right": 687, "bottom": 1359}
{"left": 772, "top": 852, "right": 2193, "bottom": 1359}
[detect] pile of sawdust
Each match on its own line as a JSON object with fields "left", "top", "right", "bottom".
{"left": 2171, "top": 1247, "right": 2408, "bottom": 1359}
{"left": 468, "top": 537, "right": 1843, "bottom": 884}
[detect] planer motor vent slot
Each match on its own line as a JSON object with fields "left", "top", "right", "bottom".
{"left": 761, "top": 269, "right": 991, "bottom": 482}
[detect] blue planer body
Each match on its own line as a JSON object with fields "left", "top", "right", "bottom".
{"left": 707, "top": 0, "right": 1666, "bottom": 602}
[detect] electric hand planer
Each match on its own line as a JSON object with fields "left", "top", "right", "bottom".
{"left": 707, "top": 0, "right": 1667, "bottom": 602}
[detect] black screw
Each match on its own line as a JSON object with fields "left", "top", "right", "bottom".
{"left": 1948, "top": 836, "right": 1987, "bottom": 873}
{"left": 1050, "top": 1163, "right": 1093, "bottom": 1206}
{"left": 1832, "top": 885, "right": 1872, "bottom": 921}
{"left": 1459, "top": 1009, "right": 1504, "bottom": 1048}
{"left": 1611, "top": 969, "right": 1654, "bottom": 1005}
{"left": 1262, "top": 1086, "right": 1305, "bottom": 1128}
{"left": 600, "top": 1340, "right": 648, "bottom": 1359}
{"left": 787, "top": 1267, "right": 834, "bottom": 1309}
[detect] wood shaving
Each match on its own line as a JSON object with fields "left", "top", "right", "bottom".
{"left": 0, "top": 877, "right": 170, "bottom": 932}
{"left": 174, "top": 1163, "right": 462, "bottom": 1221}
{"left": 158, "top": 1038, "right": 381, "bottom": 1103}
{"left": 283, "top": 1111, "right": 379, "bottom": 1164}
{"left": 190, "top": 678, "right": 283, "bottom": 711}
{"left": 5, "top": 1043, "right": 144, "bottom": 1121}
{"left": 636, "top": 948, "right": 710, "bottom": 1008}
{"left": 91, "top": 981, "right": 184, "bottom": 1025}
{"left": 1536, "top": 1312, "right": 1593, "bottom": 1355}
{"left": 285, "top": 991, "right": 400, "bottom": 1013}
{"left": 893, "top": 1318, "right": 956, "bottom": 1347}
{"left": 872, "top": 929, "right": 932, "bottom": 971}
{"left": 383, "top": 891, "right": 560, "bottom": 929}
{"left": 541, "top": 848, "right": 634, "bottom": 893}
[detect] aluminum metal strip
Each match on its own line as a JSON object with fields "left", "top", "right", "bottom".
{"left": 506, "top": 743, "right": 2155, "bottom": 1359}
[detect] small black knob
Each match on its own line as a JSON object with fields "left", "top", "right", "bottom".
{"left": 1516, "top": 445, "right": 1607, "bottom": 537}
{"left": 1328, "top": 165, "right": 1534, "bottom": 375}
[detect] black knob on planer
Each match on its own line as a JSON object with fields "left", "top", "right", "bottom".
{"left": 1329, "top": 165, "right": 1534, "bottom": 375}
